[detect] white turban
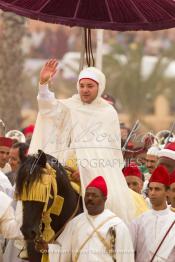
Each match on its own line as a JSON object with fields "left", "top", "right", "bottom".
{"left": 147, "top": 146, "right": 160, "bottom": 156}
{"left": 77, "top": 67, "right": 106, "bottom": 97}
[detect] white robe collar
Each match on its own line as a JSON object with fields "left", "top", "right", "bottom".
{"left": 151, "top": 207, "right": 169, "bottom": 216}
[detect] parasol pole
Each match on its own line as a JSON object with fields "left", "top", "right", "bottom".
{"left": 95, "top": 29, "right": 104, "bottom": 70}
{"left": 79, "top": 27, "right": 85, "bottom": 72}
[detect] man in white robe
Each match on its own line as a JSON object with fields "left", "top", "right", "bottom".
{"left": 169, "top": 170, "right": 175, "bottom": 212}
{"left": 0, "top": 191, "right": 21, "bottom": 239}
{"left": 36, "top": 176, "right": 134, "bottom": 262}
{"left": 29, "top": 59, "right": 135, "bottom": 223}
{"left": 0, "top": 171, "right": 14, "bottom": 262}
{"left": 0, "top": 170, "right": 13, "bottom": 197}
{"left": 0, "top": 191, "right": 22, "bottom": 262}
{"left": 130, "top": 165, "right": 175, "bottom": 262}
{"left": 0, "top": 137, "right": 13, "bottom": 174}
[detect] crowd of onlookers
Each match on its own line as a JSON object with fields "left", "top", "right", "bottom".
{"left": 24, "top": 26, "right": 175, "bottom": 59}
{"left": 0, "top": 120, "right": 175, "bottom": 261}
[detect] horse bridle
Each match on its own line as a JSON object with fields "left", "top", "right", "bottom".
{"left": 35, "top": 185, "right": 81, "bottom": 254}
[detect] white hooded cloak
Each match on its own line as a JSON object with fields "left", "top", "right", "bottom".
{"left": 29, "top": 67, "right": 135, "bottom": 223}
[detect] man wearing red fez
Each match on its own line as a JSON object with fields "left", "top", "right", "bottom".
{"left": 37, "top": 176, "right": 134, "bottom": 262}
{"left": 0, "top": 137, "right": 13, "bottom": 173}
{"left": 23, "top": 124, "right": 34, "bottom": 140}
{"left": 123, "top": 165, "right": 144, "bottom": 194}
{"left": 7, "top": 142, "right": 29, "bottom": 186}
{"left": 0, "top": 137, "right": 14, "bottom": 260}
{"left": 130, "top": 165, "right": 175, "bottom": 262}
{"left": 0, "top": 137, "right": 13, "bottom": 198}
{"left": 158, "top": 142, "right": 175, "bottom": 173}
{"left": 169, "top": 170, "right": 175, "bottom": 212}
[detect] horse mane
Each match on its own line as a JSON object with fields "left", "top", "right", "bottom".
{"left": 15, "top": 155, "right": 44, "bottom": 197}
{"left": 15, "top": 153, "right": 73, "bottom": 198}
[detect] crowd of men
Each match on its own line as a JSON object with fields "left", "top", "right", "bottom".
{"left": 0, "top": 126, "right": 32, "bottom": 262}
{"left": 0, "top": 60, "right": 175, "bottom": 262}
{"left": 0, "top": 120, "right": 175, "bottom": 261}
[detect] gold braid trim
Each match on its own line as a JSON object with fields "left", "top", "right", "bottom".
{"left": 16, "top": 163, "right": 64, "bottom": 262}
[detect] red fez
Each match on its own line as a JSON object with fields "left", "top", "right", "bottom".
{"left": 158, "top": 142, "right": 175, "bottom": 160}
{"left": 127, "top": 141, "right": 134, "bottom": 149}
{"left": 86, "top": 176, "right": 107, "bottom": 197}
{"left": 23, "top": 124, "right": 35, "bottom": 136}
{"left": 0, "top": 137, "right": 13, "bottom": 148}
{"left": 123, "top": 165, "right": 142, "bottom": 179}
{"left": 149, "top": 165, "right": 170, "bottom": 186}
{"left": 170, "top": 170, "right": 175, "bottom": 185}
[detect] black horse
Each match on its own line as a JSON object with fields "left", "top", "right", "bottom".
{"left": 15, "top": 151, "right": 83, "bottom": 262}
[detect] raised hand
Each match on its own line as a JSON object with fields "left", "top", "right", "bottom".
{"left": 39, "top": 58, "right": 58, "bottom": 85}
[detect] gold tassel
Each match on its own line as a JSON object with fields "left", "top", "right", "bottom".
{"left": 50, "top": 195, "right": 64, "bottom": 216}
{"left": 42, "top": 212, "right": 55, "bottom": 242}
{"left": 16, "top": 164, "right": 65, "bottom": 262}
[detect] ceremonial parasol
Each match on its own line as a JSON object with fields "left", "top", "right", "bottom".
{"left": 0, "top": 0, "right": 175, "bottom": 31}
{"left": 0, "top": 0, "right": 175, "bottom": 67}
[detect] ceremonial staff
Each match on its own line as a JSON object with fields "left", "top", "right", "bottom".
{"left": 122, "top": 120, "right": 140, "bottom": 153}
{"left": 164, "top": 121, "right": 175, "bottom": 146}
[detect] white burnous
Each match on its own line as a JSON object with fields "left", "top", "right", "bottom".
{"left": 29, "top": 59, "right": 135, "bottom": 223}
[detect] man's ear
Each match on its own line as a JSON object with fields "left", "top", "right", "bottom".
{"left": 103, "top": 196, "right": 107, "bottom": 202}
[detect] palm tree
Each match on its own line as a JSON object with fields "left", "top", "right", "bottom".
{"left": 0, "top": 12, "right": 26, "bottom": 130}
{"left": 103, "top": 42, "right": 175, "bottom": 125}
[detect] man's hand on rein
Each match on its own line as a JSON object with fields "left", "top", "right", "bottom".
{"left": 35, "top": 239, "right": 48, "bottom": 254}
{"left": 71, "top": 170, "right": 80, "bottom": 183}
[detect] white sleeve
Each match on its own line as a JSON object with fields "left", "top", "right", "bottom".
{"left": 38, "top": 84, "right": 55, "bottom": 100}
{"left": 0, "top": 206, "right": 22, "bottom": 239}
{"left": 115, "top": 222, "right": 135, "bottom": 262}
{"left": 29, "top": 83, "right": 71, "bottom": 156}
{"left": 37, "top": 84, "right": 66, "bottom": 117}
{"left": 129, "top": 218, "right": 139, "bottom": 251}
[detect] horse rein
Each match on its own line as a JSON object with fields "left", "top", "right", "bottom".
{"left": 35, "top": 184, "right": 81, "bottom": 251}
{"left": 50, "top": 190, "right": 81, "bottom": 243}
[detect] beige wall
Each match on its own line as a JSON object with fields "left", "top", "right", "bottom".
{"left": 119, "top": 95, "right": 173, "bottom": 132}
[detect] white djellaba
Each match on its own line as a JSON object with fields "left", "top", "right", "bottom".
{"left": 29, "top": 66, "right": 135, "bottom": 224}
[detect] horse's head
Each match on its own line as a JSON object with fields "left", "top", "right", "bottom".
{"left": 15, "top": 150, "right": 59, "bottom": 242}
